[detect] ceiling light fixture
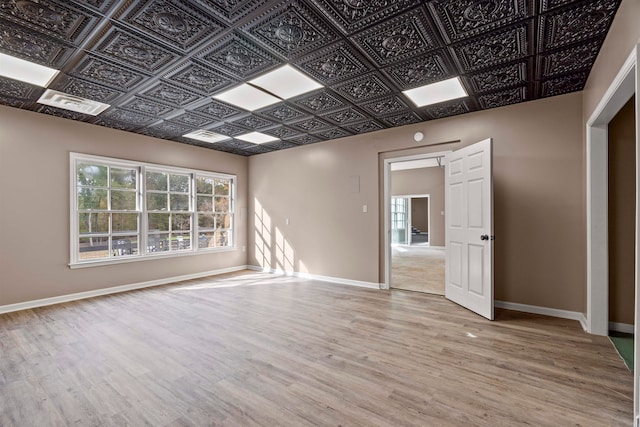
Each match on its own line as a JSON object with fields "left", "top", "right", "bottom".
{"left": 37, "top": 89, "right": 110, "bottom": 115}
{"left": 235, "top": 131, "right": 279, "bottom": 144}
{"left": 403, "top": 77, "right": 468, "bottom": 108}
{"left": 0, "top": 53, "right": 59, "bottom": 87}
{"left": 183, "top": 130, "right": 230, "bottom": 143}
{"left": 249, "top": 64, "right": 323, "bottom": 99}
{"left": 213, "top": 83, "right": 281, "bottom": 111}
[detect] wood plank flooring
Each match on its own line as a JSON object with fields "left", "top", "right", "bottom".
{"left": 392, "top": 245, "right": 445, "bottom": 295}
{"left": 0, "top": 271, "right": 633, "bottom": 426}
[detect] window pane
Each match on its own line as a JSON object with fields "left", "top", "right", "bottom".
{"left": 147, "top": 193, "right": 168, "bottom": 211}
{"left": 73, "top": 156, "right": 234, "bottom": 264}
{"left": 147, "top": 234, "right": 169, "bottom": 252}
{"left": 172, "top": 233, "right": 191, "bottom": 251}
{"left": 78, "top": 188, "right": 108, "bottom": 210}
{"left": 172, "top": 213, "right": 191, "bottom": 231}
{"left": 112, "top": 236, "right": 138, "bottom": 257}
{"left": 79, "top": 212, "right": 109, "bottom": 234}
{"left": 214, "top": 230, "right": 230, "bottom": 247}
{"left": 198, "top": 232, "right": 214, "bottom": 249}
{"left": 197, "top": 195, "right": 213, "bottom": 212}
{"left": 170, "top": 194, "right": 189, "bottom": 211}
{"left": 148, "top": 213, "right": 169, "bottom": 231}
{"left": 146, "top": 172, "right": 167, "bottom": 191}
{"left": 214, "top": 196, "right": 229, "bottom": 212}
{"left": 198, "top": 213, "right": 214, "bottom": 230}
{"left": 196, "top": 177, "right": 213, "bottom": 194}
{"left": 112, "top": 213, "right": 138, "bottom": 233}
{"left": 215, "top": 213, "right": 231, "bottom": 229}
{"left": 214, "top": 179, "right": 230, "bottom": 196}
{"left": 170, "top": 174, "right": 190, "bottom": 193}
{"left": 111, "top": 190, "right": 136, "bottom": 210}
{"left": 78, "top": 236, "right": 109, "bottom": 260}
{"left": 111, "top": 168, "right": 136, "bottom": 189}
{"left": 77, "top": 164, "right": 107, "bottom": 187}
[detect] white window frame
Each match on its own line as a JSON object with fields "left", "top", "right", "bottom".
{"left": 70, "top": 153, "right": 236, "bottom": 268}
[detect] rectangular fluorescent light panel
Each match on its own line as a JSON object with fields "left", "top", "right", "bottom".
{"left": 235, "top": 131, "right": 279, "bottom": 144}
{"left": 37, "top": 89, "right": 110, "bottom": 115}
{"left": 183, "top": 130, "right": 230, "bottom": 143}
{"left": 213, "top": 83, "right": 281, "bottom": 111}
{"left": 0, "top": 53, "right": 59, "bottom": 87}
{"left": 250, "top": 64, "right": 323, "bottom": 99}
{"left": 403, "top": 77, "right": 468, "bottom": 107}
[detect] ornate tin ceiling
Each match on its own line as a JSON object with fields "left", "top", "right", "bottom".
{"left": 0, "top": 0, "right": 621, "bottom": 156}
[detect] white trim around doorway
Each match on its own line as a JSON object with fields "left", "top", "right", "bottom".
{"left": 586, "top": 45, "right": 638, "bottom": 336}
{"left": 383, "top": 151, "right": 450, "bottom": 290}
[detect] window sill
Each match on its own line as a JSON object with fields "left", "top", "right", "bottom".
{"left": 69, "top": 246, "right": 237, "bottom": 269}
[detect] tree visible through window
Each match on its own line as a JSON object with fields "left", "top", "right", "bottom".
{"left": 196, "top": 176, "right": 232, "bottom": 249}
{"left": 71, "top": 153, "right": 235, "bottom": 266}
{"left": 77, "top": 162, "right": 139, "bottom": 260}
{"left": 146, "top": 170, "right": 192, "bottom": 253}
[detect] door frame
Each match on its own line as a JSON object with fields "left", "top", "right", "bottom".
{"left": 586, "top": 45, "right": 638, "bottom": 336}
{"left": 383, "top": 151, "right": 449, "bottom": 289}
{"left": 585, "top": 43, "right": 638, "bottom": 425}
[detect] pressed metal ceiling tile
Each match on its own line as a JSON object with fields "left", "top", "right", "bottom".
{"left": 0, "top": 0, "right": 623, "bottom": 155}
{"left": 119, "top": 0, "right": 224, "bottom": 52}
{"left": 199, "top": 33, "right": 280, "bottom": 79}
{"left": 164, "top": 61, "right": 235, "bottom": 95}
{"left": 428, "top": 0, "right": 532, "bottom": 43}
{"left": 71, "top": 55, "right": 148, "bottom": 90}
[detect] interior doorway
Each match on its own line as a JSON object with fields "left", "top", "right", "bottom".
{"left": 585, "top": 43, "right": 638, "bottom": 422}
{"left": 607, "top": 95, "right": 636, "bottom": 371}
{"left": 385, "top": 155, "right": 447, "bottom": 295}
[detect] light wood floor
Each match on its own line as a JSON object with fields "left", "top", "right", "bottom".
{"left": 392, "top": 245, "right": 445, "bottom": 295}
{"left": 0, "top": 271, "right": 632, "bottom": 426}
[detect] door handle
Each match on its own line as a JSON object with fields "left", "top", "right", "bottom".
{"left": 480, "top": 235, "right": 489, "bottom": 241}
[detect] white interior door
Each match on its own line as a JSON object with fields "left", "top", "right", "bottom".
{"left": 445, "top": 138, "right": 494, "bottom": 319}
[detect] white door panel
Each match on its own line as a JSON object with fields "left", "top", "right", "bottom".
{"left": 445, "top": 138, "right": 494, "bottom": 320}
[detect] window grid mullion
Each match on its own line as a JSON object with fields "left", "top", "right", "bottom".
{"left": 72, "top": 155, "right": 234, "bottom": 265}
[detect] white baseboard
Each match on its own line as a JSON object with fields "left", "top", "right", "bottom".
{"left": 609, "top": 321, "right": 634, "bottom": 334}
{"left": 247, "top": 265, "right": 381, "bottom": 289}
{"left": 0, "top": 265, "right": 249, "bottom": 315}
{"left": 495, "top": 300, "right": 589, "bottom": 331}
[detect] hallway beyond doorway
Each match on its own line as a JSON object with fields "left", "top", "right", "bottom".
{"left": 391, "top": 245, "right": 445, "bottom": 295}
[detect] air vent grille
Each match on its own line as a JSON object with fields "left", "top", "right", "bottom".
{"left": 37, "top": 90, "right": 110, "bottom": 116}
{"left": 183, "top": 130, "right": 230, "bottom": 143}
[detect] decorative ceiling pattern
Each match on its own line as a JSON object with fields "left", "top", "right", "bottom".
{"left": 0, "top": 0, "right": 621, "bottom": 156}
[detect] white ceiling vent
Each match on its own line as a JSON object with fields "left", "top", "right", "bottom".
{"left": 37, "top": 89, "right": 110, "bottom": 116}
{"left": 183, "top": 129, "right": 230, "bottom": 143}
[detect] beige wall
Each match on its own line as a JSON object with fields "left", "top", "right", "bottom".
{"left": 249, "top": 92, "right": 585, "bottom": 311}
{"left": 391, "top": 167, "right": 445, "bottom": 246}
{"left": 582, "top": 0, "right": 640, "bottom": 122}
{"left": 608, "top": 96, "right": 636, "bottom": 325}
{"left": 0, "top": 106, "right": 248, "bottom": 306}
